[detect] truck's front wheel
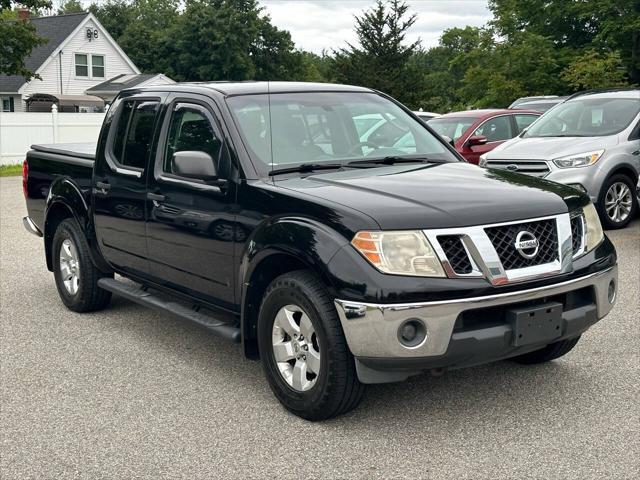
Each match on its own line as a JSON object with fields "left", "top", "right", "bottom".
{"left": 258, "top": 271, "right": 364, "bottom": 421}
{"left": 52, "top": 218, "right": 112, "bottom": 312}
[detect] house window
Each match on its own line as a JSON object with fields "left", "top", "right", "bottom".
{"left": 75, "top": 54, "right": 88, "bottom": 77}
{"left": 92, "top": 55, "right": 104, "bottom": 78}
{"left": 1, "top": 97, "right": 14, "bottom": 112}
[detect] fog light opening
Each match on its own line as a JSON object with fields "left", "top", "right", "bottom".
{"left": 398, "top": 319, "right": 427, "bottom": 348}
{"left": 608, "top": 279, "right": 616, "bottom": 304}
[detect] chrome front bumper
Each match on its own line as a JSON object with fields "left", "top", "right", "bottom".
{"left": 334, "top": 266, "right": 617, "bottom": 359}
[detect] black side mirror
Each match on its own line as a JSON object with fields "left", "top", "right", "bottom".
{"left": 173, "top": 151, "right": 217, "bottom": 181}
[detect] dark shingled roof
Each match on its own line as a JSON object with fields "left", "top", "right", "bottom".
{"left": 86, "top": 74, "right": 157, "bottom": 93}
{"left": 0, "top": 13, "right": 89, "bottom": 93}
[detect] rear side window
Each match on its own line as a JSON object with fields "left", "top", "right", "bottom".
{"left": 112, "top": 100, "right": 159, "bottom": 169}
{"left": 164, "top": 104, "right": 222, "bottom": 174}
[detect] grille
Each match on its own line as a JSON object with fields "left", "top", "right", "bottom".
{"left": 570, "top": 214, "right": 584, "bottom": 255}
{"left": 485, "top": 160, "right": 550, "bottom": 177}
{"left": 485, "top": 219, "right": 558, "bottom": 270}
{"left": 438, "top": 235, "right": 473, "bottom": 274}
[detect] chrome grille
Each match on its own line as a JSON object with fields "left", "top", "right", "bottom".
{"left": 485, "top": 160, "right": 550, "bottom": 177}
{"left": 485, "top": 219, "right": 558, "bottom": 270}
{"left": 438, "top": 235, "right": 473, "bottom": 274}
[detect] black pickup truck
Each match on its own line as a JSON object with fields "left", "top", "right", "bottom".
{"left": 23, "top": 82, "right": 618, "bottom": 420}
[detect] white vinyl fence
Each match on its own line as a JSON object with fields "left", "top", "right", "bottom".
{"left": 0, "top": 109, "right": 105, "bottom": 165}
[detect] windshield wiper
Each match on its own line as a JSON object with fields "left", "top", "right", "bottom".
{"left": 347, "top": 155, "right": 445, "bottom": 167}
{"left": 268, "top": 163, "right": 344, "bottom": 176}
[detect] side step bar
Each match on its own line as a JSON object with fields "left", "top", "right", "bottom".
{"left": 97, "top": 278, "right": 241, "bottom": 343}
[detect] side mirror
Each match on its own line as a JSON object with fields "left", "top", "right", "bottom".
{"left": 441, "top": 135, "right": 455, "bottom": 147}
{"left": 172, "top": 151, "right": 217, "bottom": 181}
{"left": 467, "top": 135, "right": 488, "bottom": 146}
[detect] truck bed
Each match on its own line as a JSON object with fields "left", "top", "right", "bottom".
{"left": 25, "top": 143, "right": 97, "bottom": 231}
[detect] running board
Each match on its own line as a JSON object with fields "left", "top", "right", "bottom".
{"left": 97, "top": 278, "right": 241, "bottom": 343}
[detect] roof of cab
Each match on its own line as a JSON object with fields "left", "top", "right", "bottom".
{"left": 133, "top": 81, "right": 374, "bottom": 96}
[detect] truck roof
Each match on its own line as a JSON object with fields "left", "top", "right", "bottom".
{"left": 131, "top": 81, "right": 373, "bottom": 96}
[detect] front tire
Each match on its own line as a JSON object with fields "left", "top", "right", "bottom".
{"left": 598, "top": 174, "right": 637, "bottom": 229}
{"left": 52, "top": 218, "right": 112, "bottom": 312}
{"left": 511, "top": 336, "right": 581, "bottom": 365}
{"left": 257, "top": 271, "right": 364, "bottom": 421}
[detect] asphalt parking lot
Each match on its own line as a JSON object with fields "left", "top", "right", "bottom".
{"left": 1, "top": 175, "right": 639, "bottom": 479}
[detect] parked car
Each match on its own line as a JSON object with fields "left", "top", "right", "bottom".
{"left": 23, "top": 82, "right": 617, "bottom": 420}
{"left": 428, "top": 109, "right": 542, "bottom": 164}
{"left": 413, "top": 111, "right": 440, "bottom": 122}
{"left": 511, "top": 97, "right": 569, "bottom": 113}
{"left": 480, "top": 89, "right": 640, "bottom": 229}
{"left": 509, "top": 95, "right": 560, "bottom": 108}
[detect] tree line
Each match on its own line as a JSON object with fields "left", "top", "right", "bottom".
{"left": 2, "top": 0, "right": 638, "bottom": 112}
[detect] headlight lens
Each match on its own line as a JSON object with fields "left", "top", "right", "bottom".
{"left": 553, "top": 150, "right": 604, "bottom": 169}
{"left": 351, "top": 231, "right": 445, "bottom": 277}
{"left": 582, "top": 203, "right": 604, "bottom": 252}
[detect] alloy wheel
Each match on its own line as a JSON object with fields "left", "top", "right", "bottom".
{"left": 605, "top": 181, "right": 632, "bottom": 224}
{"left": 59, "top": 238, "right": 80, "bottom": 295}
{"left": 271, "top": 304, "right": 321, "bottom": 392}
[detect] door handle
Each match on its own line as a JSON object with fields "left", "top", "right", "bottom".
{"left": 95, "top": 181, "right": 110, "bottom": 195}
{"left": 147, "top": 192, "right": 166, "bottom": 207}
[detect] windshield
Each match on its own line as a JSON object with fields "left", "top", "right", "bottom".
{"left": 427, "top": 117, "right": 478, "bottom": 141}
{"left": 227, "top": 92, "right": 456, "bottom": 173}
{"left": 524, "top": 97, "right": 640, "bottom": 137}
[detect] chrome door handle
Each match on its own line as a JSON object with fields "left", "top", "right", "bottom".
{"left": 95, "top": 181, "right": 110, "bottom": 195}
{"left": 147, "top": 192, "right": 166, "bottom": 207}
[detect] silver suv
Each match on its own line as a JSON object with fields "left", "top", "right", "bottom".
{"left": 481, "top": 90, "right": 640, "bottom": 229}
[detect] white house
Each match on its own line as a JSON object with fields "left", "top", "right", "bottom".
{"left": 0, "top": 12, "right": 173, "bottom": 112}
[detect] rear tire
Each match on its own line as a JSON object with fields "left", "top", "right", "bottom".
{"left": 511, "top": 336, "right": 581, "bottom": 365}
{"left": 598, "top": 174, "right": 637, "bottom": 230}
{"left": 257, "top": 270, "right": 365, "bottom": 421}
{"left": 52, "top": 218, "right": 112, "bottom": 312}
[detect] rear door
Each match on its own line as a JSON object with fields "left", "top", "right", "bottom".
{"left": 93, "top": 93, "right": 163, "bottom": 276}
{"left": 144, "top": 94, "right": 238, "bottom": 308}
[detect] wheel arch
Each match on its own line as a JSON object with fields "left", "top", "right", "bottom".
{"left": 597, "top": 162, "right": 639, "bottom": 201}
{"left": 238, "top": 217, "right": 348, "bottom": 359}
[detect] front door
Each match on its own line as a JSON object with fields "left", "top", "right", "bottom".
{"left": 93, "top": 95, "right": 162, "bottom": 276}
{"left": 145, "top": 95, "right": 237, "bottom": 309}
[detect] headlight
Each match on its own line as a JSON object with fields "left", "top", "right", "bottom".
{"left": 553, "top": 150, "right": 604, "bottom": 169}
{"left": 479, "top": 154, "right": 488, "bottom": 167}
{"left": 582, "top": 203, "right": 604, "bottom": 252}
{"left": 351, "top": 231, "right": 445, "bottom": 277}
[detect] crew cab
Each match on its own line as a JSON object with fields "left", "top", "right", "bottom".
{"left": 23, "top": 82, "right": 617, "bottom": 420}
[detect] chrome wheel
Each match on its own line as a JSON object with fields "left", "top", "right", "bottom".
{"left": 605, "top": 182, "right": 633, "bottom": 224}
{"left": 271, "top": 304, "right": 321, "bottom": 392}
{"left": 59, "top": 238, "right": 80, "bottom": 295}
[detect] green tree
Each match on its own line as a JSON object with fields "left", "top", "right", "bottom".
{"left": 89, "top": 0, "right": 136, "bottom": 42}
{"left": 0, "top": 0, "right": 52, "bottom": 80}
{"left": 561, "top": 50, "right": 628, "bottom": 90}
{"left": 57, "top": 0, "right": 85, "bottom": 14}
{"left": 330, "top": 0, "right": 425, "bottom": 108}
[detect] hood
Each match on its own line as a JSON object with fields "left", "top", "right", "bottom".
{"left": 488, "top": 135, "right": 618, "bottom": 160}
{"left": 274, "top": 163, "right": 587, "bottom": 230}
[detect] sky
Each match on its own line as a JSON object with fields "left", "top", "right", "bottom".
{"left": 260, "top": 0, "right": 492, "bottom": 53}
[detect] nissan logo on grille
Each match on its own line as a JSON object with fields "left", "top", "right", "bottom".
{"left": 514, "top": 231, "right": 539, "bottom": 259}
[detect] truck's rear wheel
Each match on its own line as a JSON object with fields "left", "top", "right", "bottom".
{"left": 258, "top": 270, "right": 364, "bottom": 421}
{"left": 511, "top": 336, "right": 581, "bottom": 364}
{"left": 52, "top": 218, "right": 112, "bottom": 312}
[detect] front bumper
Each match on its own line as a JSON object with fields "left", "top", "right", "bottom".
{"left": 334, "top": 266, "right": 617, "bottom": 374}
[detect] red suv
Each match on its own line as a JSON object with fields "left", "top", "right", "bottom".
{"left": 427, "top": 109, "right": 541, "bottom": 164}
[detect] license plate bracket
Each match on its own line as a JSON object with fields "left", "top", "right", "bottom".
{"left": 507, "top": 301, "right": 563, "bottom": 347}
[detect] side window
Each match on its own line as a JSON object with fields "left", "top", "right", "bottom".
{"left": 474, "top": 115, "right": 514, "bottom": 142}
{"left": 164, "top": 104, "right": 222, "bottom": 175}
{"left": 112, "top": 100, "right": 159, "bottom": 169}
{"left": 514, "top": 114, "right": 538, "bottom": 133}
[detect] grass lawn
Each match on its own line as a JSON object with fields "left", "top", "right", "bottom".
{"left": 0, "top": 164, "right": 22, "bottom": 177}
